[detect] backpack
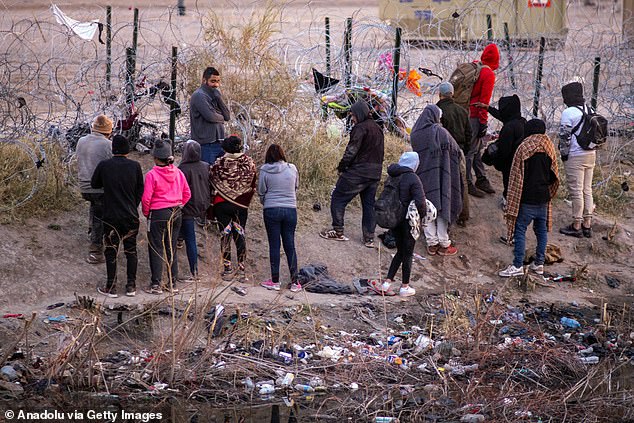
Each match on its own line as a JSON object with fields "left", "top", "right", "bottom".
{"left": 449, "top": 62, "right": 487, "bottom": 110}
{"left": 571, "top": 105, "right": 608, "bottom": 150}
{"left": 375, "top": 175, "right": 405, "bottom": 229}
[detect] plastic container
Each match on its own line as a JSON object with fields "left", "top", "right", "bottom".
{"left": 560, "top": 317, "right": 581, "bottom": 329}
{"left": 294, "top": 384, "right": 315, "bottom": 393}
{"left": 259, "top": 384, "right": 275, "bottom": 394}
{"left": 579, "top": 356, "right": 599, "bottom": 364}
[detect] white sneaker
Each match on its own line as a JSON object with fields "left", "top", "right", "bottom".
{"left": 399, "top": 286, "right": 416, "bottom": 297}
{"left": 499, "top": 264, "right": 525, "bottom": 277}
{"left": 380, "top": 281, "right": 392, "bottom": 292}
{"left": 528, "top": 263, "right": 544, "bottom": 275}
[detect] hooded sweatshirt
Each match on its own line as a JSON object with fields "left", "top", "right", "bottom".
{"left": 487, "top": 95, "right": 527, "bottom": 191}
{"left": 179, "top": 140, "right": 211, "bottom": 219}
{"left": 189, "top": 84, "right": 230, "bottom": 145}
{"left": 337, "top": 100, "right": 385, "bottom": 182}
{"left": 559, "top": 82, "right": 593, "bottom": 158}
{"left": 470, "top": 44, "right": 500, "bottom": 124}
{"left": 141, "top": 164, "right": 191, "bottom": 217}
{"left": 387, "top": 152, "right": 426, "bottom": 218}
{"left": 258, "top": 161, "right": 299, "bottom": 209}
{"left": 76, "top": 132, "right": 112, "bottom": 193}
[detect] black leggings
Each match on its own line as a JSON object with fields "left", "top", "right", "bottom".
{"left": 214, "top": 201, "right": 248, "bottom": 266}
{"left": 386, "top": 219, "right": 416, "bottom": 285}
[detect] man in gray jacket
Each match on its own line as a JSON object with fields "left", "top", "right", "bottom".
{"left": 189, "top": 67, "right": 231, "bottom": 165}
{"left": 76, "top": 115, "right": 113, "bottom": 263}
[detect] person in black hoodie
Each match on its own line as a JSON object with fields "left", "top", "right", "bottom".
{"left": 379, "top": 152, "right": 426, "bottom": 297}
{"left": 178, "top": 140, "right": 211, "bottom": 280}
{"left": 91, "top": 135, "right": 144, "bottom": 298}
{"left": 319, "top": 99, "right": 385, "bottom": 247}
{"left": 477, "top": 94, "right": 526, "bottom": 200}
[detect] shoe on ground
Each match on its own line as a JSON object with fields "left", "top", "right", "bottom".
{"left": 221, "top": 266, "right": 234, "bottom": 281}
{"left": 176, "top": 239, "right": 184, "bottom": 249}
{"left": 468, "top": 183, "right": 486, "bottom": 198}
{"left": 261, "top": 279, "right": 281, "bottom": 291}
{"left": 290, "top": 282, "right": 302, "bottom": 293}
{"left": 238, "top": 265, "right": 249, "bottom": 283}
{"left": 380, "top": 280, "right": 392, "bottom": 292}
{"left": 437, "top": 245, "right": 458, "bottom": 256}
{"left": 559, "top": 224, "right": 583, "bottom": 238}
{"left": 499, "top": 235, "right": 514, "bottom": 245}
{"left": 582, "top": 225, "right": 593, "bottom": 238}
{"left": 399, "top": 285, "right": 416, "bottom": 297}
{"left": 149, "top": 285, "right": 163, "bottom": 295}
{"left": 499, "top": 264, "right": 525, "bottom": 277}
{"left": 475, "top": 178, "right": 495, "bottom": 194}
{"left": 97, "top": 286, "right": 118, "bottom": 298}
{"left": 364, "top": 239, "right": 375, "bottom": 248}
{"left": 319, "top": 229, "right": 349, "bottom": 241}
{"left": 427, "top": 244, "right": 439, "bottom": 256}
{"left": 231, "top": 286, "right": 247, "bottom": 296}
{"left": 125, "top": 288, "right": 136, "bottom": 297}
{"left": 86, "top": 252, "right": 105, "bottom": 264}
{"left": 528, "top": 262, "right": 544, "bottom": 275}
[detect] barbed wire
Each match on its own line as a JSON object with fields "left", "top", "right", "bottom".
{"left": 1, "top": 1, "right": 633, "bottom": 210}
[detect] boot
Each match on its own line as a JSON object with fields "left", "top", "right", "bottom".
{"left": 475, "top": 178, "right": 495, "bottom": 194}
{"left": 468, "top": 183, "right": 486, "bottom": 198}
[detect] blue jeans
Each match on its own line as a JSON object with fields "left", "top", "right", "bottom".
{"left": 513, "top": 203, "right": 548, "bottom": 268}
{"left": 263, "top": 207, "right": 298, "bottom": 285}
{"left": 200, "top": 142, "right": 224, "bottom": 165}
{"left": 330, "top": 176, "right": 378, "bottom": 240}
{"left": 180, "top": 218, "right": 198, "bottom": 276}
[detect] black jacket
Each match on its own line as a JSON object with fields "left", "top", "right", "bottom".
{"left": 521, "top": 152, "right": 557, "bottom": 205}
{"left": 179, "top": 141, "right": 211, "bottom": 219}
{"left": 487, "top": 95, "right": 526, "bottom": 192}
{"left": 387, "top": 164, "right": 426, "bottom": 218}
{"left": 437, "top": 97, "right": 472, "bottom": 154}
{"left": 338, "top": 100, "right": 385, "bottom": 182}
{"left": 91, "top": 156, "right": 144, "bottom": 225}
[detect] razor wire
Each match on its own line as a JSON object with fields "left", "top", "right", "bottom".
{"left": 1, "top": 1, "right": 633, "bottom": 211}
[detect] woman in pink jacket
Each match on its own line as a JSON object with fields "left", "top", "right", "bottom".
{"left": 142, "top": 140, "right": 191, "bottom": 294}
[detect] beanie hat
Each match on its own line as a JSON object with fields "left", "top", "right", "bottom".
{"left": 221, "top": 135, "right": 243, "bottom": 154}
{"left": 524, "top": 119, "right": 546, "bottom": 137}
{"left": 438, "top": 82, "right": 454, "bottom": 96}
{"left": 152, "top": 140, "right": 173, "bottom": 160}
{"left": 92, "top": 115, "right": 113, "bottom": 135}
{"left": 112, "top": 135, "right": 130, "bottom": 155}
{"left": 398, "top": 151, "right": 420, "bottom": 172}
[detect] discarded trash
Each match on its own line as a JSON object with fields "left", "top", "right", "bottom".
{"left": 281, "top": 373, "right": 295, "bottom": 386}
{"left": 1, "top": 366, "right": 18, "bottom": 381}
{"left": 2, "top": 314, "right": 24, "bottom": 319}
{"left": 375, "top": 418, "right": 397, "bottom": 423}
{"left": 46, "top": 302, "right": 65, "bottom": 310}
{"left": 259, "top": 383, "right": 275, "bottom": 395}
{"left": 414, "top": 335, "right": 433, "bottom": 351}
{"left": 579, "top": 356, "right": 599, "bottom": 364}
{"left": 230, "top": 286, "right": 247, "bottom": 296}
{"left": 578, "top": 346, "right": 594, "bottom": 355}
{"left": 460, "top": 414, "right": 485, "bottom": 423}
{"left": 605, "top": 275, "right": 621, "bottom": 289}
{"left": 560, "top": 317, "right": 581, "bottom": 329}
{"left": 44, "top": 315, "right": 68, "bottom": 323}
{"left": 349, "top": 382, "right": 359, "bottom": 390}
{"left": 242, "top": 377, "right": 254, "bottom": 392}
{"left": 294, "top": 384, "right": 314, "bottom": 393}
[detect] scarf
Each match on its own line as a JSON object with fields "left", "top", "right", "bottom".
{"left": 505, "top": 134, "right": 559, "bottom": 242}
{"left": 210, "top": 152, "right": 257, "bottom": 208}
{"left": 411, "top": 105, "right": 464, "bottom": 224}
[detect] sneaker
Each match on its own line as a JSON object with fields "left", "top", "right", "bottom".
{"left": 582, "top": 225, "right": 593, "bottom": 238}
{"left": 237, "top": 264, "right": 249, "bottom": 283}
{"left": 399, "top": 285, "right": 416, "bottom": 297}
{"left": 290, "top": 282, "right": 302, "bottom": 293}
{"left": 499, "top": 264, "right": 525, "bottom": 277}
{"left": 528, "top": 263, "right": 544, "bottom": 275}
{"left": 427, "top": 244, "right": 440, "bottom": 255}
{"left": 221, "top": 265, "right": 234, "bottom": 281}
{"left": 319, "top": 229, "right": 349, "bottom": 241}
{"left": 176, "top": 239, "right": 184, "bottom": 249}
{"left": 86, "top": 252, "right": 105, "bottom": 264}
{"left": 163, "top": 283, "right": 179, "bottom": 294}
{"left": 499, "top": 235, "right": 514, "bottom": 245}
{"left": 468, "top": 183, "right": 486, "bottom": 198}
{"left": 364, "top": 239, "right": 375, "bottom": 248}
{"left": 380, "top": 280, "right": 392, "bottom": 292}
{"left": 125, "top": 289, "right": 136, "bottom": 297}
{"left": 97, "top": 286, "right": 118, "bottom": 298}
{"left": 559, "top": 224, "right": 583, "bottom": 238}
{"left": 437, "top": 245, "right": 458, "bottom": 256}
{"left": 475, "top": 178, "right": 495, "bottom": 194}
{"left": 149, "top": 285, "right": 163, "bottom": 295}
{"left": 261, "top": 280, "right": 281, "bottom": 291}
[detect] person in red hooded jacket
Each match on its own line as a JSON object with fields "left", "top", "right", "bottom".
{"left": 466, "top": 44, "right": 500, "bottom": 198}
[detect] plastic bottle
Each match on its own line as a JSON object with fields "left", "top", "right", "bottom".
{"left": 259, "top": 384, "right": 275, "bottom": 394}
{"left": 242, "top": 377, "right": 254, "bottom": 392}
{"left": 579, "top": 356, "right": 599, "bottom": 364}
{"left": 294, "top": 384, "right": 315, "bottom": 393}
{"left": 560, "top": 317, "right": 581, "bottom": 329}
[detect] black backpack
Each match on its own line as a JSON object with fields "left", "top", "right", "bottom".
{"left": 375, "top": 175, "right": 404, "bottom": 229}
{"left": 571, "top": 105, "right": 608, "bottom": 150}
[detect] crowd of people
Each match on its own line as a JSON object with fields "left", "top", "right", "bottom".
{"left": 77, "top": 49, "right": 600, "bottom": 298}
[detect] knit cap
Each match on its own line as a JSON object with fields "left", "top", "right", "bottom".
{"left": 438, "top": 82, "right": 454, "bottom": 96}
{"left": 152, "top": 140, "right": 173, "bottom": 160}
{"left": 112, "top": 135, "right": 130, "bottom": 155}
{"left": 92, "top": 115, "right": 113, "bottom": 135}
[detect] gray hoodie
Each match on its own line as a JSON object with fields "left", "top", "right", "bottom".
{"left": 76, "top": 132, "right": 112, "bottom": 193}
{"left": 258, "top": 161, "right": 299, "bottom": 209}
